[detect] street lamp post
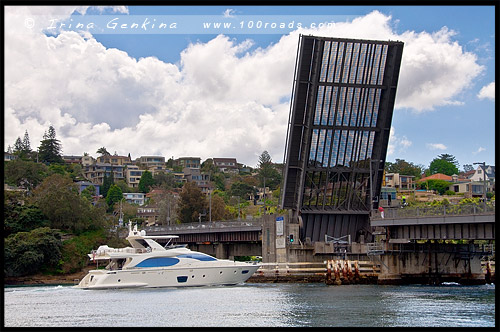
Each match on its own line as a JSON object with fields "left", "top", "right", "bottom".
{"left": 263, "top": 176, "right": 266, "bottom": 215}
{"left": 473, "top": 162, "right": 487, "bottom": 202}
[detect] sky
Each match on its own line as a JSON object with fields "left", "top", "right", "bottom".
{"left": 4, "top": 5, "right": 496, "bottom": 170}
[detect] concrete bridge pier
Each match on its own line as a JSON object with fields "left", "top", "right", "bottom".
{"left": 376, "top": 243, "right": 486, "bottom": 285}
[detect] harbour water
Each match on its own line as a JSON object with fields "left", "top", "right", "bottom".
{"left": 4, "top": 283, "right": 495, "bottom": 327}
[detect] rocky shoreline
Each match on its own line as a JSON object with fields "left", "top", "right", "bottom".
{"left": 5, "top": 267, "right": 92, "bottom": 286}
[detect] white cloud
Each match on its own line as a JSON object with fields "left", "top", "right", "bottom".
{"left": 472, "top": 147, "right": 486, "bottom": 155}
{"left": 395, "top": 28, "right": 483, "bottom": 111}
{"left": 387, "top": 126, "right": 412, "bottom": 157}
{"left": 4, "top": 8, "right": 488, "bottom": 166}
{"left": 477, "top": 82, "right": 495, "bottom": 101}
{"left": 294, "top": 11, "right": 484, "bottom": 112}
{"left": 223, "top": 9, "right": 236, "bottom": 18}
{"left": 427, "top": 143, "right": 447, "bottom": 151}
{"left": 93, "top": 6, "right": 129, "bottom": 14}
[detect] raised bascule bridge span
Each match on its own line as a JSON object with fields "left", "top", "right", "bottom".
{"left": 276, "top": 33, "right": 494, "bottom": 284}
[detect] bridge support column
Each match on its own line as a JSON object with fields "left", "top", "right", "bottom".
{"left": 214, "top": 243, "right": 229, "bottom": 259}
{"left": 377, "top": 243, "right": 486, "bottom": 285}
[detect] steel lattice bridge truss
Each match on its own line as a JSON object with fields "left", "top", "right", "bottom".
{"left": 281, "top": 35, "right": 404, "bottom": 243}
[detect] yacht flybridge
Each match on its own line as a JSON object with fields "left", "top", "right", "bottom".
{"left": 75, "top": 223, "right": 260, "bottom": 289}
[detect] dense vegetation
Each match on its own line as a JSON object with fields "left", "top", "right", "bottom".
{"left": 4, "top": 131, "right": 285, "bottom": 277}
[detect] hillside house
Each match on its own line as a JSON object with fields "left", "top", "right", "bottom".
{"left": 123, "top": 192, "right": 146, "bottom": 205}
{"left": 213, "top": 158, "right": 239, "bottom": 174}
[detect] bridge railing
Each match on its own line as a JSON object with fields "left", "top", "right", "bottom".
{"left": 144, "top": 219, "right": 263, "bottom": 233}
{"left": 373, "top": 202, "right": 495, "bottom": 220}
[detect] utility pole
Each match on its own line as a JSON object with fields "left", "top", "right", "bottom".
{"left": 209, "top": 190, "right": 212, "bottom": 222}
{"left": 167, "top": 197, "right": 171, "bottom": 225}
{"left": 263, "top": 176, "right": 266, "bottom": 215}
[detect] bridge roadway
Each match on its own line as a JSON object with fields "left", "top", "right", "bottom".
{"left": 144, "top": 203, "right": 495, "bottom": 244}
{"left": 144, "top": 220, "right": 263, "bottom": 258}
{"left": 371, "top": 202, "right": 495, "bottom": 240}
{"left": 144, "top": 220, "right": 263, "bottom": 244}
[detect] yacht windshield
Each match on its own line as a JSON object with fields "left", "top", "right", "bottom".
{"left": 177, "top": 253, "right": 217, "bottom": 261}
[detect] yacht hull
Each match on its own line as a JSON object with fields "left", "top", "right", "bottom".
{"left": 75, "top": 263, "right": 260, "bottom": 289}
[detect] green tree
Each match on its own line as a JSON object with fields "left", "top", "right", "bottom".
{"left": 385, "top": 159, "right": 425, "bottom": 178}
{"left": 58, "top": 230, "right": 108, "bottom": 274}
{"left": 153, "top": 171, "right": 176, "bottom": 189}
{"left": 97, "top": 147, "right": 110, "bottom": 156}
{"left": 115, "top": 179, "right": 134, "bottom": 193}
{"left": 152, "top": 191, "right": 178, "bottom": 225}
{"left": 13, "top": 137, "right": 24, "bottom": 155}
{"left": 31, "top": 174, "right": 105, "bottom": 233}
{"left": 38, "top": 125, "right": 64, "bottom": 164}
{"left": 4, "top": 159, "right": 48, "bottom": 190}
{"left": 257, "top": 151, "right": 282, "bottom": 190}
{"left": 22, "top": 130, "right": 32, "bottom": 157}
{"left": 66, "top": 163, "right": 84, "bottom": 181}
{"left": 48, "top": 163, "right": 67, "bottom": 175}
{"left": 113, "top": 201, "right": 139, "bottom": 224}
{"left": 201, "top": 158, "right": 218, "bottom": 176}
{"left": 419, "top": 179, "right": 452, "bottom": 195}
{"left": 242, "top": 175, "right": 259, "bottom": 187}
{"left": 138, "top": 170, "right": 155, "bottom": 193}
{"left": 101, "top": 173, "right": 113, "bottom": 198}
{"left": 428, "top": 157, "right": 459, "bottom": 176}
{"left": 438, "top": 153, "right": 459, "bottom": 168}
{"left": 166, "top": 158, "right": 174, "bottom": 168}
{"left": 176, "top": 181, "right": 207, "bottom": 223}
{"left": 4, "top": 203, "right": 49, "bottom": 236}
{"left": 259, "top": 150, "right": 272, "bottom": 165}
{"left": 106, "top": 184, "right": 123, "bottom": 207}
{"left": 211, "top": 172, "right": 227, "bottom": 191}
{"left": 81, "top": 185, "right": 97, "bottom": 202}
{"left": 463, "top": 164, "right": 474, "bottom": 172}
{"left": 230, "top": 181, "right": 256, "bottom": 199}
{"left": 4, "top": 227, "right": 63, "bottom": 277}
{"left": 12, "top": 130, "right": 33, "bottom": 160}
{"left": 209, "top": 194, "right": 232, "bottom": 221}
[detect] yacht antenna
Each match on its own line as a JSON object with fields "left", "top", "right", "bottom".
{"left": 165, "top": 238, "right": 172, "bottom": 248}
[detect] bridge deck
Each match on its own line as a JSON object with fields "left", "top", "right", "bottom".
{"left": 144, "top": 220, "right": 263, "bottom": 243}
{"left": 370, "top": 203, "right": 495, "bottom": 240}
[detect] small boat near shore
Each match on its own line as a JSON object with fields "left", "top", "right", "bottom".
{"left": 75, "top": 222, "right": 260, "bottom": 289}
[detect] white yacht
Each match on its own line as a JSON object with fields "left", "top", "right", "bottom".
{"left": 75, "top": 223, "right": 260, "bottom": 289}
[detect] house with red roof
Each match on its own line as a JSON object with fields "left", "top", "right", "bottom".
{"left": 418, "top": 173, "right": 453, "bottom": 182}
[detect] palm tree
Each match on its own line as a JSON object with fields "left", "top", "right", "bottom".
{"left": 97, "top": 147, "right": 110, "bottom": 156}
